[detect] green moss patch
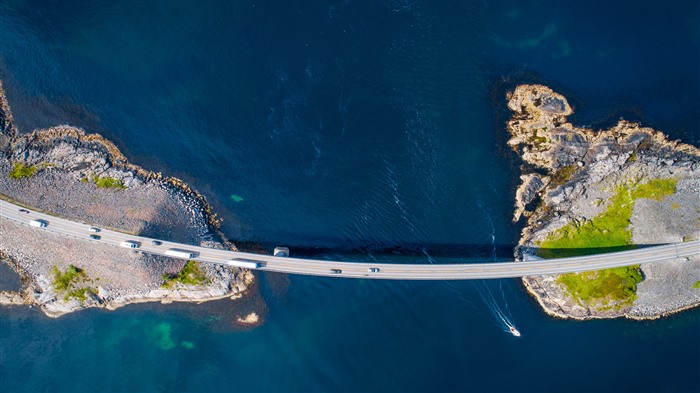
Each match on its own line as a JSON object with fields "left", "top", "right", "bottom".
{"left": 8, "top": 163, "right": 38, "bottom": 179}
{"left": 692, "top": 281, "right": 700, "bottom": 290}
{"left": 529, "top": 129, "right": 549, "bottom": 147}
{"left": 538, "top": 178, "right": 677, "bottom": 308}
{"left": 631, "top": 178, "right": 676, "bottom": 201}
{"left": 550, "top": 165, "right": 577, "bottom": 186}
{"left": 94, "top": 176, "right": 125, "bottom": 189}
{"left": 161, "top": 260, "right": 209, "bottom": 288}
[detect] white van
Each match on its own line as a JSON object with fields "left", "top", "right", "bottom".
{"left": 29, "top": 219, "right": 48, "bottom": 228}
{"left": 120, "top": 240, "right": 140, "bottom": 249}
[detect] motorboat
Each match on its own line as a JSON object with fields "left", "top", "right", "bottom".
{"left": 509, "top": 326, "right": 521, "bottom": 337}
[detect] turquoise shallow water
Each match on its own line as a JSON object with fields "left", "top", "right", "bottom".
{"left": 1, "top": 0, "right": 699, "bottom": 391}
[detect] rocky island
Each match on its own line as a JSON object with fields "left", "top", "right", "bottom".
{"left": 0, "top": 81, "right": 255, "bottom": 318}
{"left": 508, "top": 84, "right": 700, "bottom": 320}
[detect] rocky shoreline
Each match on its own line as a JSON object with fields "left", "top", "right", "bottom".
{"left": 507, "top": 84, "right": 700, "bottom": 320}
{"left": 0, "top": 81, "right": 255, "bottom": 318}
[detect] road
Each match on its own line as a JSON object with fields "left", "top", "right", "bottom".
{"left": 1, "top": 199, "right": 698, "bottom": 280}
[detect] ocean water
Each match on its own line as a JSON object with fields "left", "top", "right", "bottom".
{"left": 1, "top": 1, "right": 699, "bottom": 392}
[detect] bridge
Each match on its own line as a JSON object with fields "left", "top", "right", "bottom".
{"left": 1, "top": 199, "right": 698, "bottom": 280}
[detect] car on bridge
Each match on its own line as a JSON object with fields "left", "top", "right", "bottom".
{"left": 330, "top": 269, "right": 342, "bottom": 274}
{"left": 368, "top": 268, "right": 380, "bottom": 273}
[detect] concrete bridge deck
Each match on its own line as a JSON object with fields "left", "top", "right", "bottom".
{"left": 1, "top": 199, "right": 698, "bottom": 280}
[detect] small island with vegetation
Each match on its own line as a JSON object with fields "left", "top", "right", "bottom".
{"left": 0, "top": 81, "right": 256, "bottom": 319}
{"left": 507, "top": 84, "right": 700, "bottom": 319}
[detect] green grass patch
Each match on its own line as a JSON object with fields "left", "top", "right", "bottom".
{"left": 161, "top": 261, "right": 209, "bottom": 288}
{"left": 539, "top": 178, "right": 678, "bottom": 258}
{"left": 51, "top": 265, "right": 86, "bottom": 291}
{"left": 66, "top": 287, "right": 96, "bottom": 302}
{"left": 557, "top": 266, "right": 644, "bottom": 307}
{"left": 538, "top": 185, "right": 634, "bottom": 258}
{"left": 538, "top": 178, "right": 677, "bottom": 308}
{"left": 8, "top": 163, "right": 38, "bottom": 179}
{"left": 50, "top": 265, "right": 96, "bottom": 302}
{"left": 693, "top": 281, "right": 700, "bottom": 289}
{"left": 94, "top": 176, "right": 125, "bottom": 189}
{"left": 631, "top": 178, "right": 676, "bottom": 201}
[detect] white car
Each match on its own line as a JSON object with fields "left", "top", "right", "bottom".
{"left": 368, "top": 268, "right": 380, "bottom": 273}
{"left": 89, "top": 227, "right": 101, "bottom": 233}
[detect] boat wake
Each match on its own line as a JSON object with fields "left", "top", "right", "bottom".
{"left": 478, "top": 280, "right": 521, "bottom": 337}
{"left": 424, "top": 251, "right": 522, "bottom": 338}
{"left": 420, "top": 190, "right": 522, "bottom": 337}
{"left": 476, "top": 198, "right": 522, "bottom": 337}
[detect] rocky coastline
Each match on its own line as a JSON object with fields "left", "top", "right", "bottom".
{"left": 0, "top": 81, "right": 254, "bottom": 318}
{"left": 507, "top": 84, "right": 700, "bottom": 320}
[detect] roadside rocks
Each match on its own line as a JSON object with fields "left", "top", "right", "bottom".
{"left": 0, "top": 290, "right": 28, "bottom": 306}
{"left": 513, "top": 174, "right": 547, "bottom": 221}
{"left": 507, "top": 84, "right": 700, "bottom": 320}
{"left": 0, "top": 81, "right": 17, "bottom": 139}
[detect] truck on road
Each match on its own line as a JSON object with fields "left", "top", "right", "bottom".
{"left": 273, "top": 247, "right": 289, "bottom": 257}
{"left": 120, "top": 240, "right": 140, "bottom": 249}
{"left": 225, "top": 259, "right": 265, "bottom": 269}
{"left": 164, "top": 249, "right": 199, "bottom": 259}
{"left": 29, "top": 219, "right": 48, "bottom": 228}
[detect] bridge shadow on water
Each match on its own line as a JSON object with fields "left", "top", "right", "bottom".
{"left": 525, "top": 244, "right": 666, "bottom": 260}
{"left": 236, "top": 239, "right": 668, "bottom": 263}
{"left": 237, "top": 240, "right": 517, "bottom": 261}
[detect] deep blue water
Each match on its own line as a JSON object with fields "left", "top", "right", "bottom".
{"left": 1, "top": 1, "right": 699, "bottom": 392}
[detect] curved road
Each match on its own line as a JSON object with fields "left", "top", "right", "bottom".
{"left": 1, "top": 199, "right": 698, "bottom": 280}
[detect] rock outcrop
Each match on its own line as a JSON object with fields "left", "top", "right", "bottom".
{"left": 507, "top": 84, "right": 700, "bottom": 320}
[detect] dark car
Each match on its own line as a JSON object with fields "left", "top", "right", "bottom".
{"left": 330, "top": 269, "right": 342, "bottom": 274}
{"left": 18, "top": 209, "right": 30, "bottom": 214}
{"left": 89, "top": 234, "right": 101, "bottom": 240}
{"left": 151, "top": 240, "right": 162, "bottom": 246}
